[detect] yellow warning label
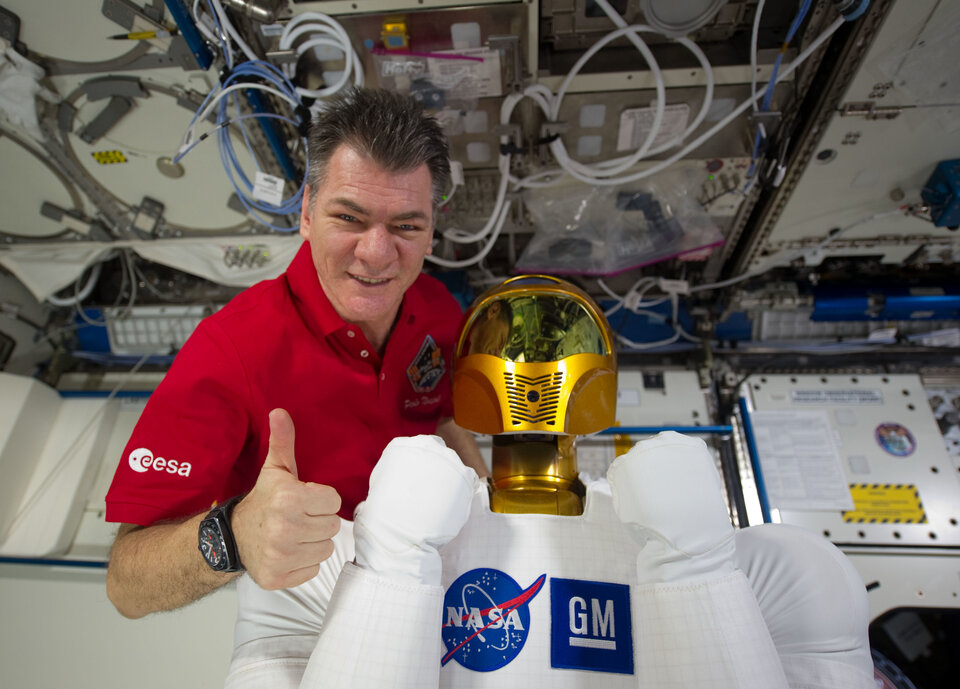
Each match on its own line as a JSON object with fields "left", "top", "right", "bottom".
{"left": 92, "top": 150, "right": 127, "bottom": 165}
{"left": 842, "top": 484, "right": 927, "bottom": 524}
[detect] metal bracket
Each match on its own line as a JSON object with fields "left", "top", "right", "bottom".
{"left": 748, "top": 110, "right": 782, "bottom": 139}
{"left": 265, "top": 49, "right": 298, "bottom": 67}
{"left": 81, "top": 75, "right": 149, "bottom": 101}
{"left": 78, "top": 96, "right": 133, "bottom": 144}
{"left": 839, "top": 101, "right": 903, "bottom": 120}
{"left": 493, "top": 122, "right": 523, "bottom": 151}
{"left": 132, "top": 196, "right": 165, "bottom": 238}
{"left": 39, "top": 202, "right": 112, "bottom": 241}
{"left": 488, "top": 34, "right": 524, "bottom": 93}
{"left": 101, "top": 0, "right": 165, "bottom": 32}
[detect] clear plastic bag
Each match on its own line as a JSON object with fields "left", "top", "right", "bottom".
{"left": 516, "top": 169, "right": 725, "bottom": 276}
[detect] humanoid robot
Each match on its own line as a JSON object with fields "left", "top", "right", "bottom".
{"left": 225, "top": 276, "right": 875, "bottom": 689}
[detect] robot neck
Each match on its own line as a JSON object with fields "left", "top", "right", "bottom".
{"left": 488, "top": 434, "right": 585, "bottom": 516}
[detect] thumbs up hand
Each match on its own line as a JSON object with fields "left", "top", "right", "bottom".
{"left": 231, "top": 409, "right": 342, "bottom": 590}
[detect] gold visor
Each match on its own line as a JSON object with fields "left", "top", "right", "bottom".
{"left": 454, "top": 276, "right": 617, "bottom": 435}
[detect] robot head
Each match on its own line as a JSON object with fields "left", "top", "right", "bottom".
{"left": 453, "top": 275, "right": 617, "bottom": 436}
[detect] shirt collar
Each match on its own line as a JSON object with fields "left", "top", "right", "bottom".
{"left": 286, "top": 241, "right": 345, "bottom": 339}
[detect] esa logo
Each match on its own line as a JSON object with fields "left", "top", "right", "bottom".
{"left": 550, "top": 578, "right": 633, "bottom": 675}
{"left": 441, "top": 568, "right": 545, "bottom": 672}
{"left": 128, "top": 448, "right": 192, "bottom": 477}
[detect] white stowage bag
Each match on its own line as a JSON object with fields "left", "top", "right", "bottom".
{"left": 0, "top": 38, "right": 58, "bottom": 140}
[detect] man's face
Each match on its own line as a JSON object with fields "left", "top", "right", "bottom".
{"left": 299, "top": 145, "right": 434, "bottom": 343}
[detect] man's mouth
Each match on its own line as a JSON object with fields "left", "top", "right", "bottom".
{"left": 351, "top": 274, "right": 390, "bottom": 285}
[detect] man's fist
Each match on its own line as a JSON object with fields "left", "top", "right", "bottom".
{"left": 231, "top": 409, "right": 342, "bottom": 590}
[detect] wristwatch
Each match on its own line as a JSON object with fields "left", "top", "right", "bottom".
{"left": 198, "top": 496, "right": 244, "bottom": 572}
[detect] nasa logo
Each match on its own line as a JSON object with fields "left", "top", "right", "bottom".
{"left": 550, "top": 578, "right": 633, "bottom": 675}
{"left": 441, "top": 568, "right": 545, "bottom": 672}
{"left": 127, "top": 447, "right": 192, "bottom": 477}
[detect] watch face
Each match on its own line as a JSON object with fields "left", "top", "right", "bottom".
{"left": 199, "top": 521, "right": 226, "bottom": 570}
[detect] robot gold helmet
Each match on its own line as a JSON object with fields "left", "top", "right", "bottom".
{"left": 453, "top": 275, "right": 617, "bottom": 436}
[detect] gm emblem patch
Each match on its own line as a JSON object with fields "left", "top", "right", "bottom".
{"left": 550, "top": 578, "right": 633, "bottom": 675}
{"left": 441, "top": 568, "right": 545, "bottom": 672}
{"left": 407, "top": 334, "right": 445, "bottom": 393}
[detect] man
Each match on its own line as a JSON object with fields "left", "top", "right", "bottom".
{"left": 105, "top": 88, "right": 487, "bottom": 619}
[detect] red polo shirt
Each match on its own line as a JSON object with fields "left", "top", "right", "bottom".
{"left": 105, "top": 241, "right": 463, "bottom": 524}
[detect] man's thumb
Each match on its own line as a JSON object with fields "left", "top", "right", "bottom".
{"left": 263, "top": 408, "right": 298, "bottom": 478}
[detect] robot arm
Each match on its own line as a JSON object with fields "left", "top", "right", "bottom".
{"left": 608, "top": 431, "right": 791, "bottom": 689}
{"left": 610, "top": 431, "right": 874, "bottom": 689}
{"left": 299, "top": 435, "right": 479, "bottom": 689}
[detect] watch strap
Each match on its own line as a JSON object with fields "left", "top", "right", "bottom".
{"left": 200, "top": 495, "right": 244, "bottom": 572}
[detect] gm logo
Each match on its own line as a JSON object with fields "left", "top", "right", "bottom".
{"left": 550, "top": 578, "right": 633, "bottom": 675}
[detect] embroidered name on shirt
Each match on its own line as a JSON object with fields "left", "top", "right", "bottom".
{"left": 404, "top": 394, "right": 442, "bottom": 409}
{"left": 407, "top": 334, "right": 446, "bottom": 393}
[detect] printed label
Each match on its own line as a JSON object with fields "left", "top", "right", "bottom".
{"left": 427, "top": 47, "right": 502, "bottom": 99}
{"left": 550, "top": 578, "right": 633, "bottom": 675}
{"left": 843, "top": 484, "right": 927, "bottom": 523}
{"left": 790, "top": 389, "right": 884, "bottom": 405}
{"left": 252, "top": 171, "right": 285, "bottom": 206}
{"left": 617, "top": 104, "right": 689, "bottom": 152}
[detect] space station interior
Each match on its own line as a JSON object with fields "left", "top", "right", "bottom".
{"left": 0, "top": 0, "right": 959, "bottom": 686}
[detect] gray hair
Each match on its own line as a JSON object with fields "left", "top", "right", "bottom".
{"left": 305, "top": 88, "right": 451, "bottom": 213}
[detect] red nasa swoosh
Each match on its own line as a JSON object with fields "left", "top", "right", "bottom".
{"left": 440, "top": 573, "right": 546, "bottom": 666}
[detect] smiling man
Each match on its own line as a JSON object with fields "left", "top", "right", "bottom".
{"left": 104, "top": 88, "right": 487, "bottom": 620}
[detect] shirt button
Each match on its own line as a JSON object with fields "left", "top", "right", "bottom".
{"left": 346, "top": 330, "right": 355, "bottom": 338}
{"left": 360, "top": 349, "right": 369, "bottom": 358}
{"left": 380, "top": 373, "right": 385, "bottom": 381}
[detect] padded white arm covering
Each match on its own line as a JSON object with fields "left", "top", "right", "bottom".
{"left": 737, "top": 524, "right": 875, "bottom": 689}
{"left": 632, "top": 571, "right": 789, "bottom": 688}
{"left": 610, "top": 432, "right": 789, "bottom": 688}
{"left": 224, "top": 519, "right": 354, "bottom": 689}
{"left": 299, "top": 563, "right": 444, "bottom": 689}
{"left": 354, "top": 435, "right": 479, "bottom": 586}
{"left": 607, "top": 431, "right": 736, "bottom": 584}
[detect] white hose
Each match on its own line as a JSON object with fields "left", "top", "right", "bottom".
{"left": 46, "top": 262, "right": 103, "bottom": 306}
{"left": 278, "top": 13, "right": 364, "bottom": 102}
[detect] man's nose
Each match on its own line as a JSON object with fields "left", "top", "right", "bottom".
{"left": 355, "top": 224, "right": 398, "bottom": 268}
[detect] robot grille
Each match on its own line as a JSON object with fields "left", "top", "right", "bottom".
{"left": 503, "top": 371, "right": 564, "bottom": 426}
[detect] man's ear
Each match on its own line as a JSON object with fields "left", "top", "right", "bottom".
{"left": 299, "top": 187, "right": 312, "bottom": 241}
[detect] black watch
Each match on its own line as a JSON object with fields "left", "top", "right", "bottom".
{"left": 198, "top": 496, "right": 244, "bottom": 573}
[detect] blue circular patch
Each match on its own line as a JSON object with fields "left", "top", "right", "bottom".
{"left": 441, "top": 568, "right": 541, "bottom": 672}
{"left": 875, "top": 422, "right": 916, "bottom": 456}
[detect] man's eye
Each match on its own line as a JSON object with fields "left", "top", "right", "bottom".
{"left": 397, "top": 224, "right": 419, "bottom": 232}
{"left": 338, "top": 214, "right": 357, "bottom": 222}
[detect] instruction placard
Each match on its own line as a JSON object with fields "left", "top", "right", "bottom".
{"left": 750, "top": 409, "right": 854, "bottom": 511}
{"left": 426, "top": 47, "right": 502, "bottom": 99}
{"left": 616, "top": 104, "right": 689, "bottom": 152}
{"left": 842, "top": 484, "right": 927, "bottom": 523}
